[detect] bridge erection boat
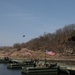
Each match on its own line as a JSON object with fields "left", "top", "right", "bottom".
{"left": 21, "top": 63, "right": 70, "bottom": 75}
{"left": 0, "top": 57, "right": 12, "bottom": 63}
{"left": 7, "top": 60, "right": 35, "bottom": 69}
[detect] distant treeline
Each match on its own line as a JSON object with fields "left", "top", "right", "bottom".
{"left": 0, "top": 24, "right": 75, "bottom": 56}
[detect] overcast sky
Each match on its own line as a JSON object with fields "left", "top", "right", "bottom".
{"left": 0, "top": 0, "right": 75, "bottom": 46}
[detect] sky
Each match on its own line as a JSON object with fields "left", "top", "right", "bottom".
{"left": 0, "top": 0, "right": 75, "bottom": 46}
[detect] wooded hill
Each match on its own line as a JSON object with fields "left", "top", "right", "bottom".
{"left": 13, "top": 24, "right": 75, "bottom": 56}
{"left": 0, "top": 24, "right": 75, "bottom": 58}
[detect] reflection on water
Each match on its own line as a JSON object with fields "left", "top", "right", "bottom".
{"left": 0, "top": 64, "right": 21, "bottom": 75}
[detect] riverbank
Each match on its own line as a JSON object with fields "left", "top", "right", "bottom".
{"left": 0, "top": 48, "right": 75, "bottom": 60}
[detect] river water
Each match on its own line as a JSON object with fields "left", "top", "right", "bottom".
{"left": 0, "top": 64, "right": 21, "bottom": 75}
{"left": 0, "top": 63, "right": 74, "bottom": 75}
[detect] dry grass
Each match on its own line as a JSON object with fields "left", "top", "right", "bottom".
{"left": 0, "top": 48, "right": 75, "bottom": 60}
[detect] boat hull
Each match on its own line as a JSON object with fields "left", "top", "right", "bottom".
{"left": 21, "top": 67, "right": 57, "bottom": 75}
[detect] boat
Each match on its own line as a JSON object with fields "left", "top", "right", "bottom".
{"left": 21, "top": 63, "right": 70, "bottom": 75}
{"left": 7, "top": 60, "right": 36, "bottom": 69}
{"left": 7, "top": 63, "right": 23, "bottom": 69}
{"left": 0, "top": 57, "right": 12, "bottom": 63}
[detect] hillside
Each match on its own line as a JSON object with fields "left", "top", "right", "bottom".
{"left": 0, "top": 24, "right": 75, "bottom": 59}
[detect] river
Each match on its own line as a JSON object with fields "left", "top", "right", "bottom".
{"left": 0, "top": 63, "right": 74, "bottom": 75}
{"left": 0, "top": 64, "right": 21, "bottom": 75}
